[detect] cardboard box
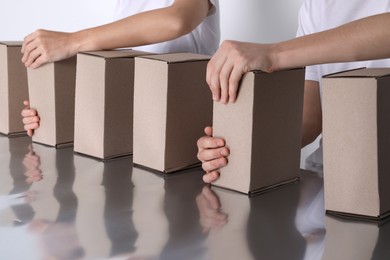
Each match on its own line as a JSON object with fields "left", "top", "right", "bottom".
{"left": 27, "top": 56, "right": 77, "bottom": 148}
{"left": 0, "top": 42, "right": 28, "bottom": 136}
{"left": 212, "top": 68, "right": 305, "bottom": 195}
{"left": 323, "top": 67, "right": 390, "bottom": 220}
{"left": 133, "top": 53, "right": 212, "bottom": 173}
{"left": 74, "top": 50, "right": 151, "bottom": 160}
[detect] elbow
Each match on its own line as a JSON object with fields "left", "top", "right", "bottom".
{"left": 168, "top": 16, "right": 196, "bottom": 37}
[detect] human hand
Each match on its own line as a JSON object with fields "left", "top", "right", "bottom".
{"left": 206, "top": 40, "right": 275, "bottom": 103}
{"left": 197, "top": 126, "right": 229, "bottom": 183}
{"left": 21, "top": 100, "right": 40, "bottom": 137}
{"left": 21, "top": 29, "right": 76, "bottom": 68}
{"left": 23, "top": 144, "right": 43, "bottom": 184}
{"left": 196, "top": 185, "right": 228, "bottom": 233}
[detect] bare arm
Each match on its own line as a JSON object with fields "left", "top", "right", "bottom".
{"left": 22, "top": 0, "right": 212, "bottom": 68}
{"left": 301, "top": 80, "right": 322, "bottom": 148}
{"left": 274, "top": 12, "right": 390, "bottom": 70}
{"left": 208, "top": 12, "right": 390, "bottom": 103}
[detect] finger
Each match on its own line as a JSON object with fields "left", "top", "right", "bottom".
{"left": 23, "top": 100, "right": 30, "bottom": 107}
{"left": 202, "top": 186, "right": 221, "bottom": 209}
{"left": 198, "top": 146, "right": 229, "bottom": 162}
{"left": 30, "top": 55, "right": 47, "bottom": 69}
{"left": 21, "top": 109, "right": 37, "bottom": 117}
{"left": 208, "top": 52, "right": 228, "bottom": 102}
{"left": 21, "top": 39, "right": 39, "bottom": 64}
{"left": 219, "top": 58, "right": 235, "bottom": 104}
{"left": 27, "top": 129, "right": 34, "bottom": 137}
{"left": 202, "top": 157, "right": 228, "bottom": 172}
{"left": 24, "top": 48, "right": 42, "bottom": 68}
{"left": 228, "top": 62, "right": 246, "bottom": 103}
{"left": 197, "top": 136, "right": 225, "bottom": 152}
{"left": 22, "top": 116, "right": 39, "bottom": 125}
{"left": 22, "top": 31, "right": 38, "bottom": 54}
{"left": 204, "top": 126, "right": 213, "bottom": 136}
{"left": 24, "top": 122, "right": 39, "bottom": 132}
{"left": 203, "top": 171, "right": 220, "bottom": 183}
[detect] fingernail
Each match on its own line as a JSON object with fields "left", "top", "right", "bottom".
{"left": 220, "top": 149, "right": 228, "bottom": 156}
{"left": 212, "top": 94, "right": 218, "bottom": 101}
{"left": 217, "top": 140, "right": 224, "bottom": 146}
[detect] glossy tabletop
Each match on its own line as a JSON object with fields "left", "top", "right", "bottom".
{"left": 0, "top": 135, "right": 389, "bottom": 260}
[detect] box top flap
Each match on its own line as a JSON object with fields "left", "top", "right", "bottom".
{"left": 0, "top": 41, "right": 22, "bottom": 47}
{"left": 251, "top": 67, "right": 305, "bottom": 75}
{"left": 79, "top": 49, "right": 152, "bottom": 59}
{"left": 324, "top": 68, "right": 390, "bottom": 79}
{"left": 136, "top": 52, "right": 211, "bottom": 63}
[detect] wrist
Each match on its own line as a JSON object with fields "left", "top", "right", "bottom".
{"left": 70, "top": 30, "right": 98, "bottom": 54}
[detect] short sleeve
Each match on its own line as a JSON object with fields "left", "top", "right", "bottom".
{"left": 207, "top": 0, "right": 218, "bottom": 16}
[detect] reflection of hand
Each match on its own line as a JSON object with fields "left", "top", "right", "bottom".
{"left": 196, "top": 185, "right": 228, "bottom": 233}
{"left": 23, "top": 144, "right": 43, "bottom": 184}
{"left": 197, "top": 126, "right": 229, "bottom": 183}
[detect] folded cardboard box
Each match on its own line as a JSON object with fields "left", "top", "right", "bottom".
{"left": 74, "top": 50, "right": 151, "bottom": 160}
{"left": 0, "top": 42, "right": 28, "bottom": 136}
{"left": 28, "top": 56, "right": 77, "bottom": 148}
{"left": 323, "top": 67, "right": 390, "bottom": 220}
{"left": 133, "top": 53, "right": 212, "bottom": 173}
{"left": 212, "top": 68, "right": 305, "bottom": 195}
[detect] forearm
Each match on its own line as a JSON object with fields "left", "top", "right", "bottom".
{"left": 273, "top": 12, "right": 390, "bottom": 71}
{"left": 71, "top": 0, "right": 210, "bottom": 52}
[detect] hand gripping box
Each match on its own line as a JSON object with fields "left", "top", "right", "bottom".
{"left": 323, "top": 67, "right": 390, "bottom": 220}
{"left": 0, "top": 42, "right": 28, "bottom": 136}
{"left": 133, "top": 53, "right": 212, "bottom": 173}
{"left": 212, "top": 68, "right": 305, "bottom": 195}
{"left": 27, "top": 57, "right": 77, "bottom": 148}
{"left": 74, "top": 50, "right": 151, "bottom": 160}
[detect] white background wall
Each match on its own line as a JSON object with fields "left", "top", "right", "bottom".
{"left": 0, "top": 0, "right": 315, "bottom": 167}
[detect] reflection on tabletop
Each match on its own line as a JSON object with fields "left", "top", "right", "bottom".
{"left": 1, "top": 136, "right": 390, "bottom": 259}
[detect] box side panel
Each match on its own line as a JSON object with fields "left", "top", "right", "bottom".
{"left": 0, "top": 45, "right": 9, "bottom": 134}
{"left": 164, "top": 60, "right": 212, "bottom": 172}
{"left": 133, "top": 58, "right": 167, "bottom": 171}
{"left": 54, "top": 57, "right": 77, "bottom": 145}
{"left": 323, "top": 78, "right": 379, "bottom": 217}
{"left": 74, "top": 55, "right": 106, "bottom": 157}
{"left": 250, "top": 69, "right": 304, "bottom": 191}
{"left": 28, "top": 64, "right": 56, "bottom": 146}
{"left": 8, "top": 46, "right": 28, "bottom": 134}
{"left": 212, "top": 73, "right": 254, "bottom": 193}
{"left": 103, "top": 58, "right": 134, "bottom": 158}
{"left": 377, "top": 77, "right": 390, "bottom": 215}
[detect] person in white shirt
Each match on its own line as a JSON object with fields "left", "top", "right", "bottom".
{"left": 21, "top": 0, "right": 220, "bottom": 137}
{"left": 197, "top": 2, "right": 390, "bottom": 183}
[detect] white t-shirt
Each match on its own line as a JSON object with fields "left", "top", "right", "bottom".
{"left": 296, "top": 0, "right": 390, "bottom": 170}
{"left": 113, "top": 0, "right": 220, "bottom": 55}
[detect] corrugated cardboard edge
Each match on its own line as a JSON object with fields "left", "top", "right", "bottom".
{"left": 138, "top": 52, "right": 211, "bottom": 64}
{"left": 326, "top": 210, "right": 390, "bottom": 224}
{"left": 133, "top": 161, "right": 201, "bottom": 175}
{"left": 79, "top": 49, "right": 152, "bottom": 59}
{"left": 212, "top": 177, "right": 299, "bottom": 197}
{"left": 74, "top": 150, "right": 132, "bottom": 162}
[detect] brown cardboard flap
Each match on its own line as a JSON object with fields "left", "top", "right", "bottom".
{"left": 80, "top": 49, "right": 151, "bottom": 59}
{"left": 139, "top": 52, "right": 211, "bottom": 63}
{"left": 324, "top": 67, "right": 390, "bottom": 78}
{"left": 0, "top": 41, "right": 22, "bottom": 47}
